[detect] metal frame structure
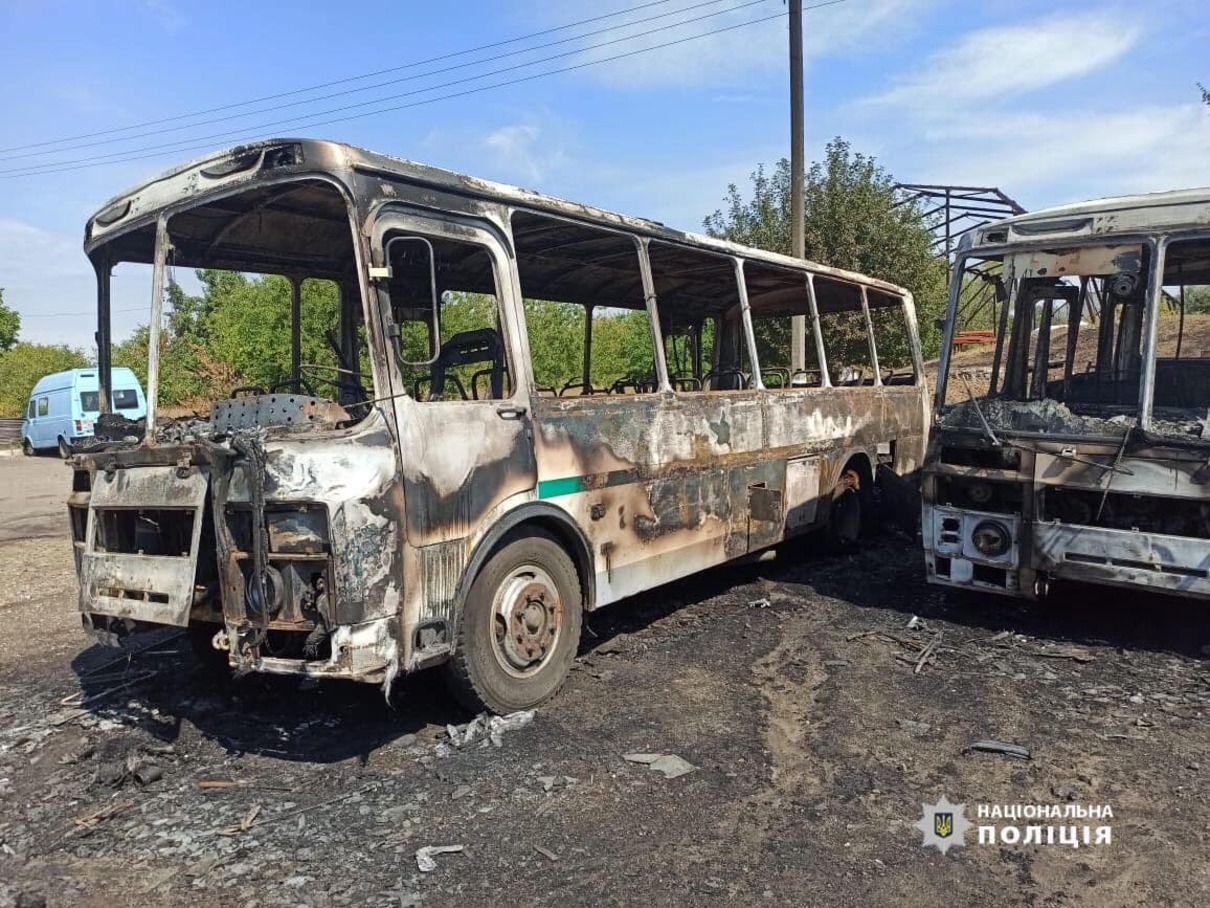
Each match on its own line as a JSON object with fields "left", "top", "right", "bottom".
{"left": 894, "top": 184, "right": 1026, "bottom": 260}
{"left": 895, "top": 183, "right": 1027, "bottom": 332}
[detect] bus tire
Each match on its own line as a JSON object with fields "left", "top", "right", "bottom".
{"left": 57, "top": 436, "right": 72, "bottom": 460}
{"left": 444, "top": 528, "right": 582, "bottom": 715}
{"left": 827, "top": 465, "right": 868, "bottom": 551}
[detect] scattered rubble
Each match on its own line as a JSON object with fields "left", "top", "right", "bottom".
{"left": 1, "top": 521, "right": 1208, "bottom": 904}
{"left": 966, "top": 740, "right": 1032, "bottom": 761}
{"left": 623, "top": 753, "right": 698, "bottom": 779}
{"left": 445, "top": 710, "right": 536, "bottom": 749}
{"left": 415, "top": 844, "right": 464, "bottom": 872}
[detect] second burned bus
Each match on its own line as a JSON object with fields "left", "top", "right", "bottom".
{"left": 71, "top": 138, "right": 926, "bottom": 712}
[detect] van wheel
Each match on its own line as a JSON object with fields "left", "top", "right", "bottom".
{"left": 827, "top": 467, "right": 867, "bottom": 551}
{"left": 444, "top": 529, "right": 582, "bottom": 714}
{"left": 22, "top": 438, "right": 34, "bottom": 457}
{"left": 57, "top": 436, "right": 72, "bottom": 460}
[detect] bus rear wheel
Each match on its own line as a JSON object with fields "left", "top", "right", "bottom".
{"left": 444, "top": 529, "right": 582, "bottom": 715}
{"left": 827, "top": 467, "right": 868, "bottom": 551}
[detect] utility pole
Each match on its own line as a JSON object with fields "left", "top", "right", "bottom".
{"left": 789, "top": 0, "right": 807, "bottom": 373}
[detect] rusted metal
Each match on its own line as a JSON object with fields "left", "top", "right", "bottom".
{"left": 924, "top": 188, "right": 1210, "bottom": 601}
{"left": 70, "top": 138, "right": 928, "bottom": 696}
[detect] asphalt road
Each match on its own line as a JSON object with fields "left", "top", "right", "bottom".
{"left": 0, "top": 451, "right": 72, "bottom": 542}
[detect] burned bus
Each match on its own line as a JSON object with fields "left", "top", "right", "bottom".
{"left": 73, "top": 138, "right": 926, "bottom": 712}
{"left": 925, "top": 188, "right": 1210, "bottom": 600}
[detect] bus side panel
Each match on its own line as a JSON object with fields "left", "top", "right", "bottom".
{"left": 763, "top": 384, "right": 928, "bottom": 529}
{"left": 532, "top": 392, "right": 768, "bottom": 606}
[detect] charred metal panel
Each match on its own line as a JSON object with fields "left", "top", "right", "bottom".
{"left": 212, "top": 394, "right": 350, "bottom": 433}
{"left": 1006, "top": 245, "right": 1142, "bottom": 282}
{"left": 785, "top": 457, "right": 821, "bottom": 529}
{"left": 747, "top": 483, "right": 783, "bottom": 523}
{"left": 79, "top": 465, "right": 208, "bottom": 627}
{"left": 415, "top": 539, "right": 465, "bottom": 639}
{"left": 1034, "top": 522, "right": 1210, "bottom": 597}
{"left": 532, "top": 393, "right": 763, "bottom": 604}
{"left": 529, "top": 384, "right": 928, "bottom": 606}
{"left": 1033, "top": 449, "right": 1210, "bottom": 498}
{"left": 743, "top": 462, "right": 786, "bottom": 551}
{"left": 394, "top": 396, "right": 537, "bottom": 547}
{"left": 222, "top": 414, "right": 405, "bottom": 628}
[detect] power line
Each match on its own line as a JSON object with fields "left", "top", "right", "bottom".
{"left": 5, "top": 2, "right": 838, "bottom": 179}
{"left": 1, "top": 0, "right": 780, "bottom": 175}
{"left": 0, "top": 0, "right": 686, "bottom": 155}
{"left": 0, "top": 0, "right": 749, "bottom": 163}
{"left": 21, "top": 306, "right": 145, "bottom": 318}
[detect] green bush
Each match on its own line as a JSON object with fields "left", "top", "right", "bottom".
{"left": 0, "top": 343, "right": 90, "bottom": 417}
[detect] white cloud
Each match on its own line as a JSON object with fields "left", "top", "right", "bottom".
{"left": 139, "top": 0, "right": 187, "bottom": 34}
{"left": 0, "top": 219, "right": 152, "bottom": 350}
{"left": 845, "top": 6, "right": 1210, "bottom": 206}
{"left": 866, "top": 9, "right": 1142, "bottom": 110}
{"left": 905, "top": 104, "right": 1210, "bottom": 203}
{"left": 521, "top": 0, "right": 934, "bottom": 89}
{"left": 483, "top": 124, "right": 562, "bottom": 185}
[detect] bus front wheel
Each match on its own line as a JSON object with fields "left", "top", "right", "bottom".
{"left": 444, "top": 528, "right": 583, "bottom": 715}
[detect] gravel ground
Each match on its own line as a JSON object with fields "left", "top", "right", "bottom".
{"left": 0, "top": 461, "right": 1208, "bottom": 907}
{"left": 0, "top": 454, "right": 72, "bottom": 543}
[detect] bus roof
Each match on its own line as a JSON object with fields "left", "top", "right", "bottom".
{"left": 960, "top": 186, "right": 1210, "bottom": 252}
{"left": 84, "top": 137, "right": 910, "bottom": 299}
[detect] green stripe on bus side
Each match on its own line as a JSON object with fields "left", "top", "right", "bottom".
{"left": 537, "top": 468, "right": 637, "bottom": 499}
{"left": 537, "top": 476, "right": 587, "bottom": 499}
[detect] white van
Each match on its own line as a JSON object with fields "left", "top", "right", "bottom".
{"left": 21, "top": 368, "right": 146, "bottom": 458}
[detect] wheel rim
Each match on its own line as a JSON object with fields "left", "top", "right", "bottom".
{"left": 489, "top": 564, "right": 563, "bottom": 678}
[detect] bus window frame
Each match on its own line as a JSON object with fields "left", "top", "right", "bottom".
{"left": 645, "top": 240, "right": 760, "bottom": 394}
{"left": 373, "top": 204, "right": 528, "bottom": 405}
{"left": 508, "top": 208, "right": 670, "bottom": 398}
{"left": 938, "top": 235, "right": 1165, "bottom": 426}
{"left": 861, "top": 286, "right": 882, "bottom": 387}
{"left": 865, "top": 288, "right": 923, "bottom": 388}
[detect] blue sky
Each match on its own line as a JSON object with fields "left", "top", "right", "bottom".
{"left": 1, "top": 0, "right": 1208, "bottom": 348}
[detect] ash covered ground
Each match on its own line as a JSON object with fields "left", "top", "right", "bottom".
{"left": 1, "top": 455, "right": 1208, "bottom": 907}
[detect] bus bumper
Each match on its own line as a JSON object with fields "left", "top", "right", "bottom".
{"left": 1033, "top": 522, "right": 1210, "bottom": 599}
{"left": 923, "top": 504, "right": 1026, "bottom": 597}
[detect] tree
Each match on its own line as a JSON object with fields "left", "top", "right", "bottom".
{"left": 703, "top": 137, "right": 949, "bottom": 359}
{"left": 0, "top": 342, "right": 89, "bottom": 417}
{"left": 161, "top": 271, "right": 343, "bottom": 396}
{"left": 111, "top": 326, "right": 212, "bottom": 408}
{"left": 0, "top": 289, "right": 20, "bottom": 352}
